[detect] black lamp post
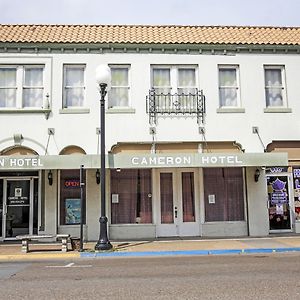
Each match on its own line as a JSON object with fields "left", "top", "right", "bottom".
{"left": 95, "top": 65, "right": 113, "bottom": 251}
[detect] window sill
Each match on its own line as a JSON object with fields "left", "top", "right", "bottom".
{"left": 0, "top": 109, "right": 51, "bottom": 114}
{"left": 59, "top": 108, "right": 90, "bottom": 114}
{"left": 264, "top": 107, "right": 292, "bottom": 113}
{"left": 106, "top": 108, "right": 136, "bottom": 114}
{"left": 216, "top": 107, "right": 245, "bottom": 113}
{"left": 110, "top": 223, "right": 154, "bottom": 226}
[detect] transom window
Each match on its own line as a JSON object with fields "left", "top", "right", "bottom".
{"left": 108, "top": 65, "right": 130, "bottom": 108}
{"left": 218, "top": 65, "right": 240, "bottom": 107}
{"left": 63, "top": 65, "right": 85, "bottom": 108}
{"left": 264, "top": 66, "right": 286, "bottom": 107}
{"left": 0, "top": 65, "right": 44, "bottom": 108}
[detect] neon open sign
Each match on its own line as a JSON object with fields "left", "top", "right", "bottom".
{"left": 64, "top": 179, "right": 80, "bottom": 188}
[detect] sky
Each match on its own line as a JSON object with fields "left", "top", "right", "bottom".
{"left": 0, "top": 0, "right": 300, "bottom": 27}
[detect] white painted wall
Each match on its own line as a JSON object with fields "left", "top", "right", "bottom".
{"left": 1, "top": 49, "right": 297, "bottom": 239}
{"left": 0, "top": 51, "right": 299, "bottom": 155}
{"left": 246, "top": 168, "right": 269, "bottom": 236}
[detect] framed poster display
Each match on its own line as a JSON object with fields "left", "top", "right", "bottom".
{"left": 65, "top": 198, "right": 81, "bottom": 224}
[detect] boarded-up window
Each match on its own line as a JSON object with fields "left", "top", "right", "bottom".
{"left": 204, "top": 168, "right": 244, "bottom": 222}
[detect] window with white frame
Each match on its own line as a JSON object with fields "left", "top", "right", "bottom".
{"left": 264, "top": 66, "right": 286, "bottom": 107}
{"left": 152, "top": 66, "right": 197, "bottom": 110}
{"left": 63, "top": 65, "right": 85, "bottom": 108}
{"left": 0, "top": 65, "right": 44, "bottom": 108}
{"left": 218, "top": 66, "right": 240, "bottom": 107}
{"left": 108, "top": 66, "right": 130, "bottom": 108}
{"left": 152, "top": 66, "right": 197, "bottom": 94}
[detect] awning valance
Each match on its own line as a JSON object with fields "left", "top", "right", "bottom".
{"left": 0, "top": 152, "right": 288, "bottom": 170}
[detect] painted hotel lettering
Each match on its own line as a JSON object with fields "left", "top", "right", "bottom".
{"left": 131, "top": 156, "right": 192, "bottom": 166}
{"left": 131, "top": 155, "right": 243, "bottom": 166}
{"left": 0, "top": 158, "right": 43, "bottom": 168}
{"left": 201, "top": 155, "right": 243, "bottom": 164}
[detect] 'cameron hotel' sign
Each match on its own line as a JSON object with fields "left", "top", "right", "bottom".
{"left": 0, "top": 153, "right": 288, "bottom": 170}
{"left": 131, "top": 155, "right": 243, "bottom": 166}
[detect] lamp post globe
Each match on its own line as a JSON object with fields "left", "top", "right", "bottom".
{"left": 95, "top": 64, "right": 113, "bottom": 251}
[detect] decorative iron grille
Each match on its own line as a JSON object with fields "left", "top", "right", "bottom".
{"left": 146, "top": 88, "right": 205, "bottom": 125}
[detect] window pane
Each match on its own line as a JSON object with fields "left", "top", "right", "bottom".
{"left": 219, "top": 69, "right": 237, "bottom": 86}
{"left": 108, "top": 87, "right": 129, "bottom": 107}
{"left": 153, "top": 69, "right": 170, "bottom": 87}
{"left": 265, "top": 69, "right": 282, "bottom": 86}
{"left": 65, "top": 67, "right": 84, "bottom": 86}
{"left": 266, "top": 88, "right": 283, "bottom": 106}
{"left": 160, "top": 173, "right": 174, "bottom": 224}
{"left": 111, "top": 169, "right": 152, "bottom": 224}
{"left": 177, "top": 87, "right": 197, "bottom": 95}
{"left": 60, "top": 170, "right": 86, "bottom": 225}
{"left": 65, "top": 88, "right": 84, "bottom": 107}
{"left": 178, "top": 69, "right": 195, "bottom": 87}
{"left": 182, "top": 172, "right": 195, "bottom": 222}
{"left": 23, "top": 88, "right": 43, "bottom": 107}
{"left": 0, "top": 68, "right": 16, "bottom": 87}
{"left": 219, "top": 88, "right": 237, "bottom": 107}
{"left": 24, "top": 68, "right": 43, "bottom": 86}
{"left": 204, "top": 168, "right": 244, "bottom": 222}
{"left": 111, "top": 68, "right": 128, "bottom": 86}
{"left": 0, "top": 89, "right": 16, "bottom": 107}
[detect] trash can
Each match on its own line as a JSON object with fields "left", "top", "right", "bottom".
{"left": 70, "top": 237, "right": 81, "bottom": 251}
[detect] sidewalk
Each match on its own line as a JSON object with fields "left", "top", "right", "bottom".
{"left": 1, "top": 235, "right": 300, "bottom": 261}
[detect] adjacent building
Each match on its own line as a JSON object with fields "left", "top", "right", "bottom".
{"left": 0, "top": 24, "right": 299, "bottom": 241}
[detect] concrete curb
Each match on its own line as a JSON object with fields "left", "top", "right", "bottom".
{"left": 80, "top": 247, "right": 300, "bottom": 258}
{"left": 0, "top": 252, "right": 80, "bottom": 261}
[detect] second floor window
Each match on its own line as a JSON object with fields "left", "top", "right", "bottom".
{"left": 0, "top": 65, "right": 44, "bottom": 108}
{"left": 63, "top": 65, "right": 85, "bottom": 108}
{"left": 218, "top": 66, "right": 239, "bottom": 107}
{"left": 152, "top": 66, "right": 197, "bottom": 95}
{"left": 264, "top": 66, "right": 286, "bottom": 107}
{"left": 151, "top": 66, "right": 197, "bottom": 111}
{"left": 108, "top": 66, "right": 130, "bottom": 108}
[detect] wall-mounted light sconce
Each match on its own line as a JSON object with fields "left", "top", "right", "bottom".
{"left": 96, "top": 169, "right": 100, "bottom": 184}
{"left": 254, "top": 168, "right": 260, "bottom": 182}
{"left": 48, "top": 170, "right": 53, "bottom": 186}
{"left": 13, "top": 133, "right": 23, "bottom": 145}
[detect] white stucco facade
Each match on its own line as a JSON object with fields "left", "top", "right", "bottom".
{"left": 0, "top": 25, "right": 299, "bottom": 241}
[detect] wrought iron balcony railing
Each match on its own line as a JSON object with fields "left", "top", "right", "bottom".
{"left": 146, "top": 88, "right": 205, "bottom": 125}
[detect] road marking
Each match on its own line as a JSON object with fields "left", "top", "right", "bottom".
{"left": 65, "top": 263, "right": 74, "bottom": 267}
{"left": 46, "top": 262, "right": 92, "bottom": 268}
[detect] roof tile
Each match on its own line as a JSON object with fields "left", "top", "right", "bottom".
{"left": 0, "top": 24, "right": 300, "bottom": 45}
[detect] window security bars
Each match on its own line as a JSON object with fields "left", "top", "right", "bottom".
{"left": 146, "top": 88, "right": 205, "bottom": 125}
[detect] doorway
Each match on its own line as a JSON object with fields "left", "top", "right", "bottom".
{"left": 267, "top": 173, "right": 294, "bottom": 232}
{"left": 155, "top": 169, "right": 200, "bottom": 237}
{"left": 1, "top": 178, "right": 35, "bottom": 239}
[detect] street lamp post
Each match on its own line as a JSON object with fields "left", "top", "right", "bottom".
{"left": 95, "top": 65, "right": 113, "bottom": 251}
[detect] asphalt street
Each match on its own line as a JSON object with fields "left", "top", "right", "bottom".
{"left": 1, "top": 253, "right": 300, "bottom": 299}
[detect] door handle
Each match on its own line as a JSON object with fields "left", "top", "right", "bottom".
{"left": 174, "top": 206, "right": 178, "bottom": 218}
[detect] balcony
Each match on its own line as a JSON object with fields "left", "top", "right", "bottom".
{"left": 146, "top": 88, "right": 205, "bottom": 125}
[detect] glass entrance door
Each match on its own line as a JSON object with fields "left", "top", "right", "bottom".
{"left": 156, "top": 169, "right": 200, "bottom": 237}
{"left": 2, "top": 179, "right": 33, "bottom": 238}
{"left": 267, "top": 174, "right": 293, "bottom": 232}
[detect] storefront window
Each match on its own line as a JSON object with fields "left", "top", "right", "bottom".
{"left": 267, "top": 174, "right": 291, "bottom": 230}
{"left": 204, "top": 168, "right": 245, "bottom": 222}
{"left": 111, "top": 169, "right": 152, "bottom": 224}
{"left": 60, "top": 170, "right": 85, "bottom": 225}
{"left": 293, "top": 167, "right": 300, "bottom": 221}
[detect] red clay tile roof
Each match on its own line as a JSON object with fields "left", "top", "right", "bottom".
{"left": 0, "top": 24, "right": 300, "bottom": 45}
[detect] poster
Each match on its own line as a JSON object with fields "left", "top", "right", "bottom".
{"left": 65, "top": 198, "right": 81, "bottom": 224}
